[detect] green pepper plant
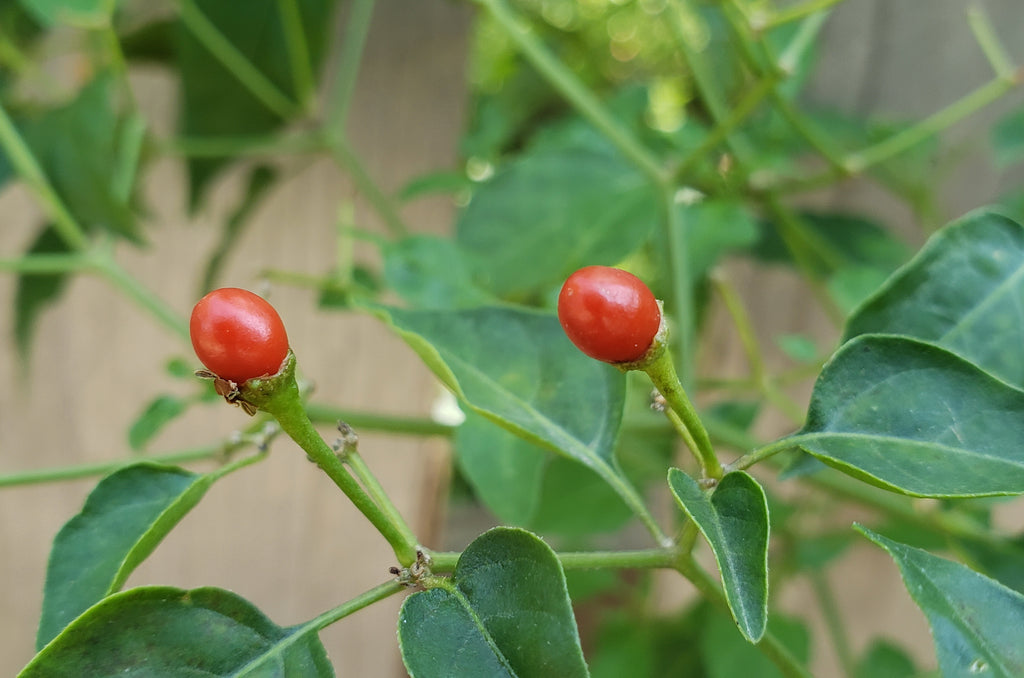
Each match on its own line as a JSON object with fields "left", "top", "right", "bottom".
{"left": 4, "top": 0, "right": 1024, "bottom": 676}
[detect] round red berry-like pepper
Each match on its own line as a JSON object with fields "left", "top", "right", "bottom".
{"left": 557, "top": 265, "right": 661, "bottom": 364}
{"left": 190, "top": 287, "right": 289, "bottom": 384}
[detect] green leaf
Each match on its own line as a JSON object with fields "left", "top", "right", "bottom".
{"left": 379, "top": 306, "right": 646, "bottom": 523}
{"left": 14, "top": 225, "right": 71, "bottom": 357}
{"left": 22, "top": 586, "right": 332, "bottom": 676}
{"left": 17, "top": 0, "right": 114, "bottom": 28}
{"left": 668, "top": 469, "right": 769, "bottom": 642}
{"left": 845, "top": 210, "right": 1024, "bottom": 389}
{"left": 455, "top": 412, "right": 634, "bottom": 536}
{"left": 175, "top": 0, "right": 335, "bottom": 206}
{"left": 36, "top": 463, "right": 216, "bottom": 648}
{"left": 17, "top": 75, "right": 140, "bottom": 241}
{"left": 399, "top": 527, "right": 588, "bottom": 678}
{"left": 953, "top": 532, "right": 1024, "bottom": 596}
{"left": 455, "top": 144, "right": 658, "bottom": 299}
{"left": 857, "top": 526, "right": 1024, "bottom": 678}
{"left": 398, "top": 169, "right": 471, "bottom": 202}
{"left": 854, "top": 640, "right": 918, "bottom": 678}
{"left": 128, "top": 395, "right": 188, "bottom": 451}
{"left": 454, "top": 410, "right": 547, "bottom": 526}
{"left": 678, "top": 199, "right": 759, "bottom": 282}
{"left": 700, "top": 608, "right": 809, "bottom": 678}
{"left": 383, "top": 236, "right": 497, "bottom": 310}
{"left": 791, "top": 334, "right": 1024, "bottom": 497}
{"left": 993, "top": 107, "right": 1024, "bottom": 168}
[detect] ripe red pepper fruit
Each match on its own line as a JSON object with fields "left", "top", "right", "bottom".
{"left": 558, "top": 265, "right": 661, "bottom": 364}
{"left": 190, "top": 287, "right": 289, "bottom": 384}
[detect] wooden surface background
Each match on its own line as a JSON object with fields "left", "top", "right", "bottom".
{"left": 2, "top": 1, "right": 1023, "bottom": 676}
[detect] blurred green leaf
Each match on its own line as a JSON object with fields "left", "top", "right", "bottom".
{"left": 398, "top": 170, "right": 471, "bottom": 202}
{"left": 17, "top": 75, "right": 141, "bottom": 241}
{"left": 128, "top": 395, "right": 188, "bottom": 451}
{"left": 24, "top": 586, "right": 332, "bottom": 676}
{"left": 383, "top": 236, "right": 497, "bottom": 309}
{"left": 669, "top": 470, "right": 769, "bottom": 642}
{"left": 700, "top": 607, "right": 809, "bottom": 678}
{"left": 993, "top": 107, "right": 1024, "bottom": 168}
{"left": 775, "top": 334, "right": 819, "bottom": 363}
{"left": 858, "top": 526, "right": 1024, "bottom": 678}
{"left": 530, "top": 455, "right": 633, "bottom": 536}
{"left": 36, "top": 464, "right": 215, "bottom": 649}
{"left": 754, "top": 212, "right": 908, "bottom": 280}
{"left": 17, "top": 0, "right": 113, "bottom": 28}
{"left": 954, "top": 533, "right": 1024, "bottom": 596}
{"left": 399, "top": 527, "right": 587, "bottom": 678}
{"left": 176, "top": 0, "right": 335, "bottom": 207}
{"left": 455, "top": 143, "right": 658, "bottom": 300}
{"left": 845, "top": 210, "right": 1024, "bottom": 389}
{"left": 854, "top": 640, "right": 918, "bottom": 678}
{"left": 793, "top": 335, "right": 1024, "bottom": 497}
{"left": 14, "top": 225, "right": 71, "bottom": 357}
{"left": 679, "top": 199, "right": 759, "bottom": 281}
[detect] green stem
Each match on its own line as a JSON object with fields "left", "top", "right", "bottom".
{"left": 305, "top": 580, "right": 404, "bottom": 631}
{"left": 427, "top": 547, "right": 678, "bottom": 574}
{"left": 177, "top": 0, "right": 300, "bottom": 120}
{"left": 0, "top": 447, "right": 224, "bottom": 488}
{"left": 345, "top": 450, "right": 420, "bottom": 558}
{"left": 304, "top": 404, "right": 455, "bottom": 437}
{"left": 712, "top": 274, "right": 806, "bottom": 424}
{"left": 249, "top": 355, "right": 418, "bottom": 566}
{"left": 810, "top": 570, "right": 855, "bottom": 678}
{"left": 727, "top": 435, "right": 795, "bottom": 472}
{"left": 276, "top": 0, "right": 316, "bottom": 112}
{"left": 664, "top": 191, "right": 695, "bottom": 390}
{"left": 676, "top": 556, "right": 812, "bottom": 678}
{"left": 324, "top": 133, "right": 409, "bottom": 237}
{"left": 967, "top": 5, "right": 1017, "bottom": 80}
{"left": 158, "top": 132, "right": 324, "bottom": 158}
{"left": 93, "top": 249, "right": 190, "bottom": 342}
{"left": 645, "top": 349, "right": 723, "bottom": 479}
{"left": 756, "top": 0, "right": 845, "bottom": 31}
{"left": 674, "top": 75, "right": 776, "bottom": 179}
{"left": 0, "top": 102, "right": 89, "bottom": 251}
{"left": 325, "top": 0, "right": 376, "bottom": 130}
{"left": 847, "top": 75, "right": 1019, "bottom": 172}
{"left": 0, "top": 253, "right": 91, "bottom": 274}
{"left": 476, "top": 0, "right": 666, "bottom": 187}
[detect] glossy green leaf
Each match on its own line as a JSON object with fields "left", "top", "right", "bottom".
{"left": 668, "top": 469, "right": 769, "bottom": 642}
{"left": 455, "top": 144, "right": 658, "bottom": 299}
{"left": 845, "top": 210, "right": 1024, "bottom": 388}
{"left": 36, "top": 464, "right": 215, "bottom": 648}
{"left": 18, "top": 0, "right": 113, "bottom": 28}
{"left": 858, "top": 526, "right": 1024, "bottom": 678}
{"left": 128, "top": 395, "right": 187, "bottom": 451}
{"left": 176, "top": 0, "right": 334, "bottom": 206}
{"left": 399, "top": 527, "right": 588, "bottom": 678}
{"left": 14, "top": 226, "right": 71, "bottom": 357}
{"left": 993, "top": 107, "right": 1024, "bottom": 168}
{"left": 23, "top": 586, "right": 332, "bottom": 676}
{"left": 791, "top": 335, "right": 1024, "bottom": 497}
{"left": 380, "top": 306, "right": 645, "bottom": 522}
